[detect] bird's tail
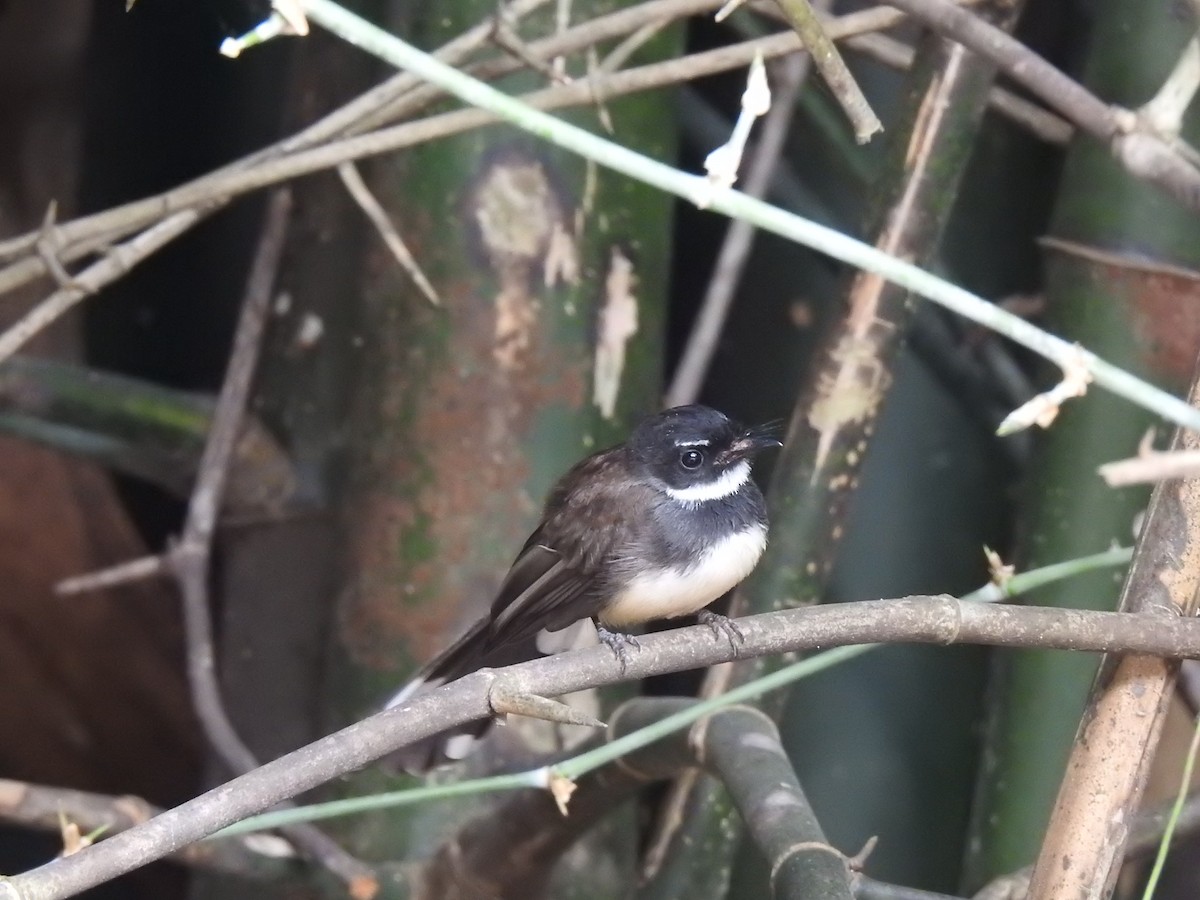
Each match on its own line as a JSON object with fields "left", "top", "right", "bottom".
{"left": 381, "top": 620, "right": 539, "bottom": 774}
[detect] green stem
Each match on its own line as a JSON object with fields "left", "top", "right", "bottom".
{"left": 214, "top": 547, "right": 1131, "bottom": 836}
{"left": 964, "top": 546, "right": 1135, "bottom": 603}
{"left": 1141, "top": 712, "right": 1200, "bottom": 900}
{"left": 297, "top": 0, "right": 1200, "bottom": 435}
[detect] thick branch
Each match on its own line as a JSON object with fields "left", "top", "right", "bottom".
{"left": 699, "top": 707, "right": 854, "bottom": 900}
{"left": 9, "top": 596, "right": 1200, "bottom": 900}
{"left": 1028, "top": 369, "right": 1200, "bottom": 897}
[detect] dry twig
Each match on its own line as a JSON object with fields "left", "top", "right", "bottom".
{"left": 667, "top": 50, "right": 812, "bottom": 405}
{"left": 772, "top": 0, "right": 882, "bottom": 142}
{"left": 162, "top": 191, "right": 377, "bottom": 894}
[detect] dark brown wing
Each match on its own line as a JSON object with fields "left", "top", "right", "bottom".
{"left": 383, "top": 446, "right": 653, "bottom": 772}
{"left": 484, "top": 542, "right": 594, "bottom": 652}
{"left": 484, "top": 446, "right": 655, "bottom": 650}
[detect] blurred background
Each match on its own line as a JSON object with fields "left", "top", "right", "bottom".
{"left": 0, "top": 0, "right": 1198, "bottom": 898}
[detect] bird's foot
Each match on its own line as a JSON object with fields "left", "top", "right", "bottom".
{"left": 596, "top": 625, "right": 641, "bottom": 673}
{"left": 698, "top": 610, "right": 744, "bottom": 656}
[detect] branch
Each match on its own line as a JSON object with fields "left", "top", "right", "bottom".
{"left": 158, "top": 191, "right": 376, "bottom": 894}
{"left": 773, "top": 0, "right": 882, "bottom": 142}
{"left": 296, "top": 0, "right": 1200, "bottom": 434}
{"left": 881, "top": 0, "right": 1200, "bottom": 210}
{"left": 9, "top": 596, "right": 1200, "bottom": 899}
{"left": 0, "top": 779, "right": 296, "bottom": 880}
{"left": 700, "top": 707, "right": 855, "bottom": 900}
{"left": 1028, "top": 368, "right": 1200, "bottom": 898}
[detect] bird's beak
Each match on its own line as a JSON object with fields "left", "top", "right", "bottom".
{"left": 720, "top": 423, "right": 783, "bottom": 464}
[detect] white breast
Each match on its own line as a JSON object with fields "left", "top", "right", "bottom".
{"left": 600, "top": 523, "right": 768, "bottom": 627}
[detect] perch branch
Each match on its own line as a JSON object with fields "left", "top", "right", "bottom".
{"left": 8, "top": 596, "right": 1200, "bottom": 899}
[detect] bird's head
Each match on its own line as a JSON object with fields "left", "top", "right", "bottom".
{"left": 627, "top": 405, "right": 781, "bottom": 502}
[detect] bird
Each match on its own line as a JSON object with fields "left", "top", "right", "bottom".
{"left": 385, "top": 404, "right": 780, "bottom": 772}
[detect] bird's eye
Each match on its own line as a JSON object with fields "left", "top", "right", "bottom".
{"left": 680, "top": 449, "right": 704, "bottom": 469}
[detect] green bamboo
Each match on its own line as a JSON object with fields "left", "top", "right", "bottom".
{"left": 302, "top": 0, "right": 1200, "bottom": 435}
{"left": 314, "top": 3, "right": 678, "bottom": 895}
{"left": 960, "top": 0, "right": 1200, "bottom": 888}
{"left": 639, "top": 7, "right": 1024, "bottom": 895}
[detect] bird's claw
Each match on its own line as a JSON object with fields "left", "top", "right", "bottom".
{"left": 698, "top": 610, "right": 744, "bottom": 656}
{"left": 596, "top": 625, "right": 641, "bottom": 673}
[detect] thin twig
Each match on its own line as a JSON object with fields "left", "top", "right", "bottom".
{"left": 667, "top": 51, "right": 811, "bottom": 405}
{"left": 491, "top": 21, "right": 573, "bottom": 83}
{"left": 11, "top": 597, "right": 1200, "bottom": 900}
{"left": 336, "top": 161, "right": 441, "bottom": 305}
{"left": 772, "top": 0, "right": 882, "bottom": 142}
{"left": 55, "top": 554, "right": 166, "bottom": 596}
{"left": 299, "top": 0, "right": 1200, "bottom": 431}
{"left": 1138, "top": 37, "right": 1200, "bottom": 138}
{"left": 0, "top": 779, "right": 295, "bottom": 879}
{"left": 1100, "top": 449, "right": 1200, "bottom": 486}
{"left": 160, "top": 191, "right": 376, "bottom": 894}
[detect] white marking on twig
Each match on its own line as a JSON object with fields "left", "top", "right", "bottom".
{"left": 998, "top": 345, "right": 1093, "bottom": 435}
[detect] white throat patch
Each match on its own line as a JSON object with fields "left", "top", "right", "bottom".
{"left": 664, "top": 459, "right": 751, "bottom": 505}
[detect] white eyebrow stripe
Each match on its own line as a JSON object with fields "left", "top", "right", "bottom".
{"left": 676, "top": 439, "right": 711, "bottom": 447}
{"left": 664, "top": 460, "right": 751, "bottom": 504}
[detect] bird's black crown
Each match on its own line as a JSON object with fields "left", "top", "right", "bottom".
{"left": 627, "top": 405, "right": 779, "bottom": 494}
